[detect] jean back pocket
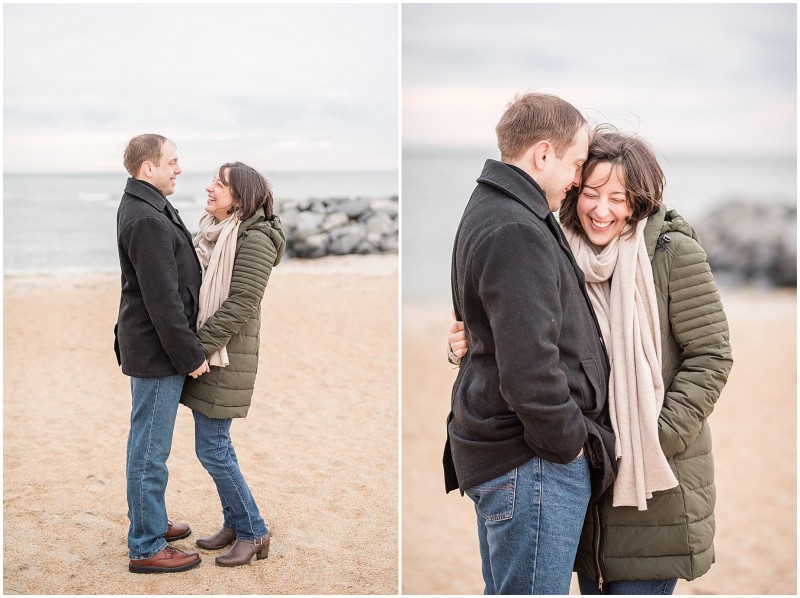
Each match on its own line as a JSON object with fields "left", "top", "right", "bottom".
{"left": 465, "top": 467, "right": 517, "bottom": 521}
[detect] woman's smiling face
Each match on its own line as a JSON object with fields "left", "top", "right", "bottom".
{"left": 576, "top": 161, "right": 633, "bottom": 248}
{"left": 205, "top": 169, "right": 237, "bottom": 220}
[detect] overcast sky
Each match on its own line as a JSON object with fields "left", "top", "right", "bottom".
{"left": 403, "top": 3, "right": 796, "bottom": 158}
{"left": 4, "top": 3, "right": 795, "bottom": 173}
{"left": 4, "top": 3, "right": 398, "bottom": 173}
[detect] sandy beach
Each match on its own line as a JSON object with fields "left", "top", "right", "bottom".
{"left": 402, "top": 286, "right": 797, "bottom": 595}
{"left": 3, "top": 254, "right": 398, "bottom": 595}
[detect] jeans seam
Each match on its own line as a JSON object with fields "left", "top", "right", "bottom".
{"left": 529, "top": 457, "right": 542, "bottom": 594}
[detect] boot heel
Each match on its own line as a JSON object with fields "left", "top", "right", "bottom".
{"left": 256, "top": 538, "right": 270, "bottom": 560}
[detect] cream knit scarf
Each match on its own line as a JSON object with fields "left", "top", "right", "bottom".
{"left": 565, "top": 218, "right": 678, "bottom": 510}
{"left": 193, "top": 211, "right": 241, "bottom": 368}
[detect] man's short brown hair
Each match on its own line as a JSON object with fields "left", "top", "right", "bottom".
{"left": 496, "top": 93, "right": 586, "bottom": 162}
{"left": 123, "top": 134, "right": 168, "bottom": 176}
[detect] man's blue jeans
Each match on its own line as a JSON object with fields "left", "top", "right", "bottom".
{"left": 466, "top": 454, "right": 591, "bottom": 595}
{"left": 126, "top": 374, "right": 186, "bottom": 560}
{"left": 578, "top": 574, "right": 678, "bottom": 595}
{"left": 193, "top": 411, "right": 268, "bottom": 540}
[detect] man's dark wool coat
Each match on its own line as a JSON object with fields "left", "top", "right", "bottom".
{"left": 445, "top": 159, "right": 617, "bottom": 502}
{"left": 115, "top": 177, "right": 206, "bottom": 378}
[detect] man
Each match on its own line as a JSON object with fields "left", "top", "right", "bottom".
{"left": 115, "top": 134, "right": 210, "bottom": 573}
{"left": 444, "top": 93, "right": 617, "bottom": 594}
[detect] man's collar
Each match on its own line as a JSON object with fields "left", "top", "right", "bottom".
{"left": 505, "top": 163, "right": 538, "bottom": 188}
{"left": 125, "top": 177, "right": 168, "bottom": 211}
{"left": 476, "top": 159, "right": 551, "bottom": 219}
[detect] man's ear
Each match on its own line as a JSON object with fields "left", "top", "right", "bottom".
{"left": 139, "top": 161, "right": 153, "bottom": 179}
{"left": 530, "top": 140, "right": 551, "bottom": 172}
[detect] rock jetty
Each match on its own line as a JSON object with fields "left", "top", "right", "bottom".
{"left": 694, "top": 201, "right": 796, "bottom": 288}
{"left": 276, "top": 196, "right": 398, "bottom": 259}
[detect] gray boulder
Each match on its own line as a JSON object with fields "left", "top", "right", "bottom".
{"left": 694, "top": 201, "right": 796, "bottom": 287}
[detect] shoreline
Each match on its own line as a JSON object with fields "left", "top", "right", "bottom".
{"left": 3, "top": 253, "right": 399, "bottom": 285}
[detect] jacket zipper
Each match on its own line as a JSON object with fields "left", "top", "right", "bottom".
{"left": 656, "top": 233, "right": 674, "bottom": 257}
{"left": 593, "top": 504, "right": 605, "bottom": 592}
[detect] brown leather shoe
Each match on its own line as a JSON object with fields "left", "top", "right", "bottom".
{"left": 164, "top": 520, "right": 191, "bottom": 542}
{"left": 129, "top": 546, "right": 201, "bottom": 573}
{"left": 196, "top": 527, "right": 236, "bottom": 550}
{"left": 215, "top": 533, "right": 270, "bottom": 567}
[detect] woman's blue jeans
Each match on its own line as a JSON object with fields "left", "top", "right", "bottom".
{"left": 193, "top": 410, "right": 268, "bottom": 540}
{"left": 465, "top": 454, "right": 591, "bottom": 595}
{"left": 126, "top": 374, "right": 185, "bottom": 560}
{"left": 578, "top": 573, "right": 678, "bottom": 595}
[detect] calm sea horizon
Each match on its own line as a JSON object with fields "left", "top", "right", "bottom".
{"left": 402, "top": 147, "right": 797, "bottom": 302}
{"left": 3, "top": 170, "right": 397, "bottom": 275}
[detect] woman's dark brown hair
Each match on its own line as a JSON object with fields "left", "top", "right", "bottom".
{"left": 560, "top": 125, "right": 664, "bottom": 239}
{"left": 217, "top": 161, "right": 274, "bottom": 221}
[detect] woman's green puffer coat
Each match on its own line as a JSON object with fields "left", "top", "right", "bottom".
{"left": 180, "top": 209, "right": 286, "bottom": 419}
{"left": 574, "top": 204, "right": 734, "bottom": 584}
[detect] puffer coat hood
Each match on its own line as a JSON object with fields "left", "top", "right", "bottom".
{"left": 574, "top": 204, "right": 733, "bottom": 584}
{"left": 644, "top": 205, "right": 700, "bottom": 260}
{"left": 180, "top": 208, "right": 285, "bottom": 419}
{"left": 257, "top": 212, "right": 286, "bottom": 267}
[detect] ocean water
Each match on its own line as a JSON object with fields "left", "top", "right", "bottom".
{"left": 402, "top": 147, "right": 797, "bottom": 302}
{"left": 3, "top": 171, "right": 397, "bottom": 275}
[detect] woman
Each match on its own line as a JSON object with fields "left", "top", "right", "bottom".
{"left": 448, "top": 127, "right": 733, "bottom": 594}
{"left": 180, "top": 161, "right": 286, "bottom": 567}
